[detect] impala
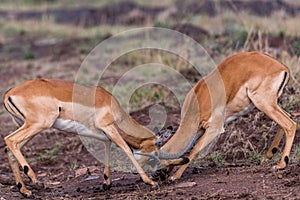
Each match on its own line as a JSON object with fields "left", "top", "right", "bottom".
{"left": 3, "top": 78, "right": 189, "bottom": 197}
{"left": 159, "top": 51, "right": 297, "bottom": 180}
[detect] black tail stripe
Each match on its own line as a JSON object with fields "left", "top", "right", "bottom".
{"left": 8, "top": 97, "right": 25, "bottom": 119}
{"left": 278, "top": 72, "right": 288, "bottom": 95}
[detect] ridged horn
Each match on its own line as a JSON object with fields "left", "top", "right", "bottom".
{"left": 133, "top": 151, "right": 162, "bottom": 169}
{"left": 159, "top": 134, "right": 201, "bottom": 160}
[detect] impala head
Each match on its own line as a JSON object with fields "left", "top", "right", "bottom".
{"left": 132, "top": 126, "right": 196, "bottom": 173}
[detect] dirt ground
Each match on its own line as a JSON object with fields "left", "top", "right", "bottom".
{"left": 0, "top": 1, "right": 300, "bottom": 199}
{"left": 0, "top": 112, "right": 300, "bottom": 200}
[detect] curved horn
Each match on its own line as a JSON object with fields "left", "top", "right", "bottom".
{"left": 133, "top": 151, "right": 162, "bottom": 169}
{"left": 159, "top": 134, "right": 201, "bottom": 160}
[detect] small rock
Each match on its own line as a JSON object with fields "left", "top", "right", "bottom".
{"left": 175, "top": 181, "right": 197, "bottom": 188}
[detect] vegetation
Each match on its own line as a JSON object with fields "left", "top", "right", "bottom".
{"left": 0, "top": 0, "right": 299, "bottom": 166}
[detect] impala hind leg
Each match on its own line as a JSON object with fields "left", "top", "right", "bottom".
{"left": 261, "top": 128, "right": 284, "bottom": 163}
{"left": 4, "top": 123, "right": 45, "bottom": 197}
{"left": 101, "top": 125, "right": 157, "bottom": 187}
{"left": 103, "top": 141, "right": 111, "bottom": 190}
{"left": 249, "top": 95, "right": 296, "bottom": 170}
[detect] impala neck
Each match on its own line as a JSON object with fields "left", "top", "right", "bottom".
{"left": 161, "top": 85, "right": 202, "bottom": 154}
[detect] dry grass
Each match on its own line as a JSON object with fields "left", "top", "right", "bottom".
{"left": 0, "top": 0, "right": 299, "bottom": 171}
{"left": 0, "top": 0, "right": 174, "bottom": 11}
{"left": 188, "top": 10, "right": 300, "bottom": 37}
{"left": 0, "top": 18, "right": 138, "bottom": 40}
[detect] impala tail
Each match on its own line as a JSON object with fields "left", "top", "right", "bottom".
{"left": 4, "top": 92, "right": 25, "bottom": 127}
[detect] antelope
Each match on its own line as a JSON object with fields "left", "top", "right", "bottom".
{"left": 158, "top": 51, "right": 297, "bottom": 180}
{"left": 3, "top": 78, "right": 189, "bottom": 197}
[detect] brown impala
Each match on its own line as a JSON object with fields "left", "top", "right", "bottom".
{"left": 3, "top": 79, "right": 189, "bottom": 197}
{"left": 159, "top": 51, "right": 297, "bottom": 180}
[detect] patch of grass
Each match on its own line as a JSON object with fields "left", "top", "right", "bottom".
{"left": 22, "top": 45, "right": 35, "bottom": 60}
{"left": 114, "top": 83, "right": 166, "bottom": 111}
{"left": 112, "top": 83, "right": 179, "bottom": 112}
{"left": 33, "top": 142, "right": 62, "bottom": 162}
{"left": 230, "top": 27, "right": 248, "bottom": 48}
{"left": 130, "top": 85, "right": 163, "bottom": 105}
{"left": 250, "top": 151, "right": 262, "bottom": 165}
{"left": 143, "top": 194, "right": 151, "bottom": 199}
{"left": 0, "top": 0, "right": 174, "bottom": 11}
{"left": 277, "top": 29, "right": 285, "bottom": 37}
{"left": 292, "top": 145, "right": 300, "bottom": 162}
{"left": 0, "top": 17, "right": 132, "bottom": 41}
{"left": 3, "top": 44, "right": 21, "bottom": 53}
{"left": 292, "top": 40, "right": 300, "bottom": 57}
{"left": 45, "top": 141, "right": 62, "bottom": 161}
{"left": 153, "top": 20, "right": 170, "bottom": 29}
{"left": 295, "top": 145, "right": 300, "bottom": 156}
{"left": 208, "top": 151, "right": 224, "bottom": 166}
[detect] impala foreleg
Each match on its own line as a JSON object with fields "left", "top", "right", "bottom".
{"left": 4, "top": 124, "right": 44, "bottom": 197}
{"left": 103, "top": 141, "right": 111, "bottom": 190}
{"left": 101, "top": 125, "right": 157, "bottom": 187}
{"left": 171, "top": 123, "right": 223, "bottom": 181}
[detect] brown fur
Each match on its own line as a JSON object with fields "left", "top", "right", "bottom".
{"left": 3, "top": 78, "right": 158, "bottom": 197}
{"left": 160, "top": 52, "right": 297, "bottom": 180}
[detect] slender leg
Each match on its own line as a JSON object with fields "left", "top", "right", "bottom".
{"left": 101, "top": 125, "right": 157, "bottom": 187}
{"left": 262, "top": 107, "right": 293, "bottom": 162}
{"left": 103, "top": 141, "right": 111, "bottom": 190}
{"left": 4, "top": 123, "right": 45, "bottom": 197}
{"left": 261, "top": 128, "right": 284, "bottom": 163}
{"left": 171, "top": 118, "right": 224, "bottom": 181}
{"left": 248, "top": 93, "right": 297, "bottom": 169}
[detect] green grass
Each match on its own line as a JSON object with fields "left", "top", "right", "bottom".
{"left": 294, "top": 145, "right": 300, "bottom": 157}
{"left": 250, "top": 151, "right": 262, "bottom": 165}
{"left": 41, "top": 141, "right": 62, "bottom": 161}
{"left": 22, "top": 45, "right": 35, "bottom": 60}
{"left": 28, "top": 142, "right": 62, "bottom": 163}
{"left": 208, "top": 151, "right": 224, "bottom": 166}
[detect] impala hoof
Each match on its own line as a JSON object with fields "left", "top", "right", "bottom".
{"left": 169, "top": 176, "right": 176, "bottom": 182}
{"left": 17, "top": 182, "right": 32, "bottom": 197}
{"left": 272, "top": 159, "right": 288, "bottom": 172}
{"left": 151, "top": 181, "right": 159, "bottom": 189}
{"left": 271, "top": 165, "right": 278, "bottom": 172}
{"left": 20, "top": 188, "right": 32, "bottom": 198}
{"left": 102, "top": 183, "right": 111, "bottom": 190}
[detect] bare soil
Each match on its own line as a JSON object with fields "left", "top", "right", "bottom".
{"left": 0, "top": 111, "right": 300, "bottom": 200}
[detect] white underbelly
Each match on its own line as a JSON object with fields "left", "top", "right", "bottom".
{"left": 52, "top": 118, "right": 110, "bottom": 141}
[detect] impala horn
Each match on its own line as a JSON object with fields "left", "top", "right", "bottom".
{"left": 158, "top": 133, "right": 201, "bottom": 160}
{"left": 133, "top": 151, "right": 162, "bottom": 169}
